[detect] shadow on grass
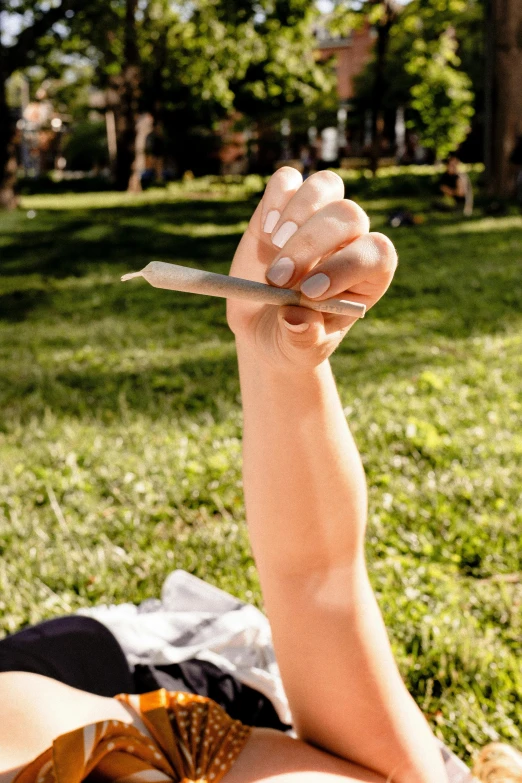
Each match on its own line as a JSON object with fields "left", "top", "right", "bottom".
{"left": 1, "top": 193, "right": 521, "bottom": 423}
{"left": 0, "top": 288, "right": 52, "bottom": 322}
{"left": 0, "top": 198, "right": 252, "bottom": 281}
{"left": 0, "top": 350, "right": 240, "bottom": 426}
{"left": 0, "top": 199, "right": 250, "bottom": 323}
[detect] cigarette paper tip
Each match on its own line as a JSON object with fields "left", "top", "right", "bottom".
{"left": 121, "top": 271, "right": 143, "bottom": 282}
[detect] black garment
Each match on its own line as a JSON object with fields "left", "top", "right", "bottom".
{"left": 133, "top": 661, "right": 290, "bottom": 731}
{"left": 0, "top": 616, "right": 134, "bottom": 697}
{"left": 439, "top": 171, "right": 466, "bottom": 207}
{"left": 316, "top": 159, "right": 340, "bottom": 171}
{"left": 439, "top": 172, "right": 459, "bottom": 191}
{"left": 0, "top": 615, "right": 290, "bottom": 731}
{"left": 387, "top": 208, "right": 416, "bottom": 227}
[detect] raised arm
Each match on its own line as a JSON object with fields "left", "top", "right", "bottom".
{"left": 227, "top": 168, "right": 447, "bottom": 783}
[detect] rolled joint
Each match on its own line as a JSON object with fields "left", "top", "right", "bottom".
{"left": 121, "top": 271, "right": 144, "bottom": 282}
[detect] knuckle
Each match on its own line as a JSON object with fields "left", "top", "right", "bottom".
{"left": 272, "top": 166, "right": 303, "bottom": 186}
{"left": 368, "top": 232, "right": 398, "bottom": 270}
{"left": 299, "top": 180, "right": 325, "bottom": 208}
{"left": 333, "top": 199, "right": 370, "bottom": 234}
{"left": 309, "top": 169, "right": 345, "bottom": 192}
{"left": 297, "top": 171, "right": 345, "bottom": 210}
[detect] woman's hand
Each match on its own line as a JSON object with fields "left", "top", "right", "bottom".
{"left": 227, "top": 167, "right": 398, "bottom": 370}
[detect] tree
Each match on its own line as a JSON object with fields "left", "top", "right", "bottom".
{"left": 64, "top": 0, "right": 143, "bottom": 190}
{"left": 47, "top": 0, "right": 330, "bottom": 183}
{"left": 115, "top": 0, "right": 140, "bottom": 191}
{"left": 485, "top": 0, "right": 522, "bottom": 197}
{"left": 367, "top": 1, "right": 400, "bottom": 174}
{"left": 0, "top": 0, "right": 85, "bottom": 208}
{"left": 0, "top": 0, "right": 147, "bottom": 198}
{"left": 137, "top": 0, "right": 333, "bottom": 175}
{"left": 404, "top": 26, "right": 475, "bottom": 160}
{"left": 2, "top": 0, "right": 333, "bottom": 196}
{"left": 327, "top": 0, "right": 477, "bottom": 163}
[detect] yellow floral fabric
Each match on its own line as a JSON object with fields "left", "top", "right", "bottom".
{"left": 14, "top": 689, "right": 252, "bottom": 783}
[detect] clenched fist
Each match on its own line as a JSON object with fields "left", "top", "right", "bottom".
{"left": 227, "top": 167, "right": 397, "bottom": 370}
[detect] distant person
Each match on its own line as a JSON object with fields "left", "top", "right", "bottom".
{"left": 404, "top": 131, "right": 428, "bottom": 164}
{"left": 439, "top": 155, "right": 466, "bottom": 200}
{"left": 438, "top": 155, "right": 473, "bottom": 216}
{"left": 142, "top": 122, "right": 166, "bottom": 187}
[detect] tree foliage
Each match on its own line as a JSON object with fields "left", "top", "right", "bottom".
{"left": 391, "top": 0, "right": 477, "bottom": 158}
{"left": 1, "top": 0, "right": 333, "bottom": 195}
{"left": 328, "top": 0, "right": 479, "bottom": 159}
{"left": 0, "top": 0, "right": 85, "bottom": 76}
{"left": 64, "top": 0, "right": 333, "bottom": 177}
{"left": 405, "top": 28, "right": 475, "bottom": 159}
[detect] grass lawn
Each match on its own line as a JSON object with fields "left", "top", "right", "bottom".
{"left": 0, "top": 169, "right": 521, "bottom": 762}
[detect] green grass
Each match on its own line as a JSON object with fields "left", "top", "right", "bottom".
{"left": 0, "top": 171, "right": 521, "bottom": 762}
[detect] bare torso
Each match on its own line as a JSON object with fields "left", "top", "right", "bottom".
{"left": 0, "top": 672, "right": 386, "bottom": 783}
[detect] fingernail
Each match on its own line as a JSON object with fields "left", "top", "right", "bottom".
{"left": 283, "top": 320, "right": 310, "bottom": 333}
{"left": 272, "top": 221, "right": 298, "bottom": 248}
{"left": 300, "top": 273, "right": 331, "bottom": 299}
{"left": 263, "top": 209, "right": 280, "bottom": 233}
{"left": 266, "top": 257, "right": 294, "bottom": 286}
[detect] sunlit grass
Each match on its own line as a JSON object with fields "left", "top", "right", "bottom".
{"left": 439, "top": 215, "right": 522, "bottom": 233}
{"left": 0, "top": 172, "right": 521, "bottom": 761}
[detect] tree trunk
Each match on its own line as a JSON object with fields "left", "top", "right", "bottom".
{"left": 0, "top": 40, "right": 18, "bottom": 209}
{"left": 114, "top": 0, "right": 141, "bottom": 192}
{"left": 368, "top": 5, "right": 396, "bottom": 176}
{"left": 487, "top": 0, "right": 522, "bottom": 197}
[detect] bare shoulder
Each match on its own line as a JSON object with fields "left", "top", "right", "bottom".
{"left": 223, "top": 728, "right": 388, "bottom": 783}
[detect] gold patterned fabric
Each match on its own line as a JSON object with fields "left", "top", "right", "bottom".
{"left": 14, "top": 689, "right": 252, "bottom": 783}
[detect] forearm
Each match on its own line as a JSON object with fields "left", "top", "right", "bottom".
{"left": 237, "top": 342, "right": 367, "bottom": 577}
{"left": 237, "top": 343, "right": 446, "bottom": 783}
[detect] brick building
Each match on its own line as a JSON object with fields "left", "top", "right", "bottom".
{"left": 315, "top": 22, "right": 375, "bottom": 103}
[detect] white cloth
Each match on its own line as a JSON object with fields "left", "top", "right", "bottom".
{"left": 78, "top": 569, "right": 473, "bottom": 782}
{"left": 78, "top": 569, "right": 292, "bottom": 724}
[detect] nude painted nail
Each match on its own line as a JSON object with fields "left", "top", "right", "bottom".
{"left": 272, "top": 221, "right": 298, "bottom": 248}
{"left": 300, "top": 273, "right": 331, "bottom": 299}
{"left": 263, "top": 210, "right": 280, "bottom": 233}
{"left": 266, "top": 257, "right": 295, "bottom": 286}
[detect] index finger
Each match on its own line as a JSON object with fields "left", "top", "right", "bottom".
{"left": 255, "top": 166, "right": 303, "bottom": 237}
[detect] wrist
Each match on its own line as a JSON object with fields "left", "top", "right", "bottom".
{"left": 235, "top": 336, "right": 332, "bottom": 386}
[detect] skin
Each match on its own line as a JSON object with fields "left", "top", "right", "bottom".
{"left": 0, "top": 169, "right": 448, "bottom": 783}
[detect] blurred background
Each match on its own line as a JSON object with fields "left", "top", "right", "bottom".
{"left": 0, "top": 0, "right": 521, "bottom": 768}
{"left": 0, "top": 0, "right": 521, "bottom": 200}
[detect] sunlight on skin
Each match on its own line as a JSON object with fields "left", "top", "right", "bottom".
{"left": 0, "top": 674, "right": 389, "bottom": 783}
{"left": 0, "top": 673, "right": 135, "bottom": 778}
